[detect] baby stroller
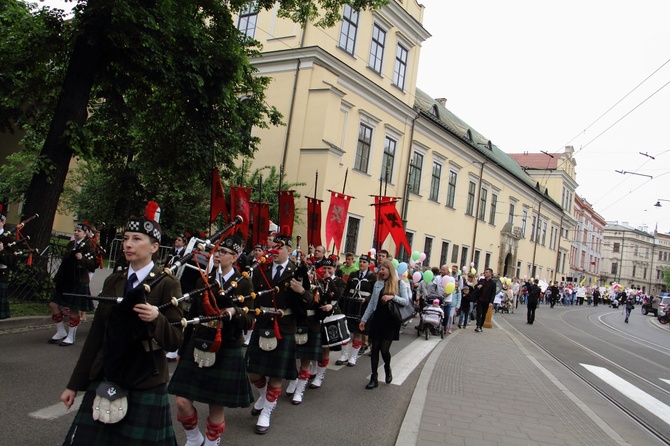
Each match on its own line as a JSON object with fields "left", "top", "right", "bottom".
{"left": 499, "top": 295, "right": 512, "bottom": 314}
{"left": 416, "top": 302, "right": 444, "bottom": 340}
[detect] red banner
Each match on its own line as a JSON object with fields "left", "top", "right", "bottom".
{"left": 378, "top": 199, "right": 411, "bottom": 255}
{"left": 325, "top": 191, "right": 352, "bottom": 254}
{"left": 230, "top": 186, "right": 252, "bottom": 240}
{"left": 306, "top": 196, "right": 323, "bottom": 248}
{"left": 210, "top": 168, "right": 228, "bottom": 223}
{"left": 277, "top": 190, "right": 295, "bottom": 236}
{"left": 251, "top": 202, "right": 270, "bottom": 246}
{"left": 374, "top": 196, "right": 396, "bottom": 247}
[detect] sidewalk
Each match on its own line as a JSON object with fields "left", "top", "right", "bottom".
{"left": 397, "top": 317, "right": 629, "bottom": 446}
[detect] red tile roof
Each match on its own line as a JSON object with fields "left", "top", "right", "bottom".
{"left": 508, "top": 153, "right": 559, "bottom": 169}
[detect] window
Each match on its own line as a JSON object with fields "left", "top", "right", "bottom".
{"left": 489, "top": 193, "right": 497, "bottom": 225}
{"left": 451, "top": 244, "right": 459, "bottom": 264}
{"left": 398, "top": 232, "right": 413, "bottom": 263}
{"left": 466, "top": 181, "right": 476, "bottom": 216}
{"left": 408, "top": 152, "right": 423, "bottom": 194}
{"left": 423, "top": 237, "right": 433, "bottom": 266}
{"left": 392, "top": 44, "right": 408, "bottom": 90}
{"left": 237, "top": 2, "right": 258, "bottom": 38}
{"left": 508, "top": 202, "right": 515, "bottom": 224}
{"left": 440, "top": 241, "right": 450, "bottom": 267}
{"left": 485, "top": 252, "right": 491, "bottom": 269}
{"left": 339, "top": 5, "right": 359, "bottom": 55}
{"left": 478, "top": 188, "right": 488, "bottom": 221}
{"left": 381, "top": 136, "right": 396, "bottom": 183}
{"left": 446, "top": 171, "right": 457, "bottom": 208}
{"left": 530, "top": 215, "right": 537, "bottom": 241}
{"left": 611, "top": 262, "right": 618, "bottom": 275}
{"left": 632, "top": 265, "right": 636, "bottom": 277}
{"left": 429, "top": 162, "right": 441, "bottom": 202}
{"left": 473, "top": 250, "right": 481, "bottom": 272}
{"left": 634, "top": 245, "right": 639, "bottom": 256}
{"left": 516, "top": 260, "right": 522, "bottom": 278}
{"left": 354, "top": 123, "right": 373, "bottom": 173}
{"left": 643, "top": 267, "right": 647, "bottom": 279}
{"left": 343, "top": 216, "right": 360, "bottom": 254}
{"left": 613, "top": 242, "right": 620, "bottom": 253}
{"left": 521, "top": 210, "right": 528, "bottom": 237}
{"left": 541, "top": 222, "right": 547, "bottom": 245}
{"left": 460, "top": 246, "right": 469, "bottom": 268}
{"left": 368, "top": 24, "right": 386, "bottom": 73}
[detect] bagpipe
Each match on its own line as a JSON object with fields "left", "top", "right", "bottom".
{"left": 1, "top": 214, "right": 39, "bottom": 262}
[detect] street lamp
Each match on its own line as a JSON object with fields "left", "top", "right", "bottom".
{"left": 654, "top": 199, "right": 670, "bottom": 207}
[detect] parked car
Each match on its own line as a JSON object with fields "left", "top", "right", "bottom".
{"left": 641, "top": 296, "right": 660, "bottom": 316}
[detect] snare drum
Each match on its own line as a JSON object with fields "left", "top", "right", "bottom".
{"left": 321, "top": 314, "right": 351, "bottom": 347}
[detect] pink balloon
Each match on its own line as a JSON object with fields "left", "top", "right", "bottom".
{"left": 412, "top": 271, "right": 422, "bottom": 283}
{"left": 441, "top": 276, "right": 450, "bottom": 287}
{"left": 419, "top": 252, "right": 426, "bottom": 262}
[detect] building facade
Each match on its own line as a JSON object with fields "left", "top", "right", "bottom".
{"left": 236, "top": 1, "right": 573, "bottom": 280}
{"left": 568, "top": 195, "right": 606, "bottom": 286}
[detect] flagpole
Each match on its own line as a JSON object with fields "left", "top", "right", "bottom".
{"left": 376, "top": 176, "right": 383, "bottom": 254}
{"left": 342, "top": 168, "right": 348, "bottom": 194}
{"left": 278, "top": 164, "right": 283, "bottom": 224}
{"left": 310, "top": 170, "right": 318, "bottom": 247}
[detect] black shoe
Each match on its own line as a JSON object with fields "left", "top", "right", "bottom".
{"left": 251, "top": 407, "right": 262, "bottom": 416}
{"left": 255, "top": 424, "right": 269, "bottom": 435}
{"left": 384, "top": 365, "right": 392, "bottom": 384}
{"left": 366, "top": 376, "right": 378, "bottom": 389}
{"left": 358, "top": 346, "right": 367, "bottom": 356}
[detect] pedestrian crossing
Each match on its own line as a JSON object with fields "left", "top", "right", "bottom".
{"left": 29, "top": 395, "right": 84, "bottom": 420}
{"left": 581, "top": 363, "right": 670, "bottom": 427}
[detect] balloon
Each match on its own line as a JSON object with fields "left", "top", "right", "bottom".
{"left": 411, "top": 251, "right": 420, "bottom": 261}
{"left": 392, "top": 258, "right": 399, "bottom": 268}
{"left": 445, "top": 283, "right": 455, "bottom": 294}
{"left": 412, "top": 271, "right": 422, "bottom": 283}
{"left": 506, "top": 278, "right": 512, "bottom": 285}
{"left": 470, "top": 262, "right": 475, "bottom": 267}
{"left": 397, "top": 262, "right": 408, "bottom": 275}
{"left": 440, "top": 276, "right": 449, "bottom": 287}
{"left": 409, "top": 259, "right": 416, "bottom": 267}
{"left": 500, "top": 276, "right": 505, "bottom": 282}
{"left": 462, "top": 266, "right": 468, "bottom": 273}
{"left": 470, "top": 267, "right": 476, "bottom": 275}
{"left": 423, "top": 270, "right": 434, "bottom": 283}
{"left": 369, "top": 248, "right": 376, "bottom": 256}
{"left": 419, "top": 252, "right": 426, "bottom": 262}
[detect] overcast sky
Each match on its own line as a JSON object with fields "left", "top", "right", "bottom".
{"left": 416, "top": 0, "right": 670, "bottom": 234}
{"left": 36, "top": 0, "right": 670, "bottom": 234}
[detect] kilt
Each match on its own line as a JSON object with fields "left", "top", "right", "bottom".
{"left": 245, "top": 331, "right": 298, "bottom": 380}
{"left": 295, "top": 330, "right": 322, "bottom": 361}
{"left": 168, "top": 345, "right": 253, "bottom": 407}
{"left": 51, "top": 283, "right": 95, "bottom": 312}
{"left": 62, "top": 382, "right": 176, "bottom": 446}
{"left": 0, "top": 282, "right": 9, "bottom": 319}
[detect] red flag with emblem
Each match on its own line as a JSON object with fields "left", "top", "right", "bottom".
{"left": 251, "top": 202, "right": 270, "bottom": 246}
{"left": 378, "top": 198, "right": 411, "bottom": 255}
{"left": 210, "top": 168, "right": 228, "bottom": 223}
{"left": 325, "top": 191, "right": 352, "bottom": 254}
{"left": 306, "top": 196, "right": 323, "bottom": 248}
{"left": 230, "top": 186, "right": 251, "bottom": 239}
{"left": 374, "top": 195, "right": 396, "bottom": 246}
{"left": 277, "top": 190, "right": 295, "bottom": 236}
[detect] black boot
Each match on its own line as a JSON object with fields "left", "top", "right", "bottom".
{"left": 366, "top": 374, "right": 378, "bottom": 389}
{"left": 384, "top": 364, "right": 392, "bottom": 384}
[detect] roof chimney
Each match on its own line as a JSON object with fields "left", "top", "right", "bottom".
{"left": 436, "top": 98, "right": 447, "bottom": 105}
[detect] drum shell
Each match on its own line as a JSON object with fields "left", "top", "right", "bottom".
{"left": 321, "top": 314, "right": 350, "bottom": 347}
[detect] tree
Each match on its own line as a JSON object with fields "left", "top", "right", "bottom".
{"left": 2, "top": 0, "right": 387, "bottom": 251}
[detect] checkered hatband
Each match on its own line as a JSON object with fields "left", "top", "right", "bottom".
{"left": 124, "top": 218, "right": 162, "bottom": 242}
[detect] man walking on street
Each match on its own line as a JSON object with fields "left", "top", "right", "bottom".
{"left": 526, "top": 279, "right": 540, "bottom": 324}
{"left": 473, "top": 268, "right": 496, "bottom": 332}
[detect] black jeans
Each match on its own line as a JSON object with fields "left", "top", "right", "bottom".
{"left": 476, "top": 300, "right": 488, "bottom": 328}
{"left": 370, "top": 338, "right": 392, "bottom": 377}
{"left": 527, "top": 303, "right": 537, "bottom": 324}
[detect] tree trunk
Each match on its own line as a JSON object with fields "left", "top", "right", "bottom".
{"left": 22, "top": 1, "right": 111, "bottom": 251}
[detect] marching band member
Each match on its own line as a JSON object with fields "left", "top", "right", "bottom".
{"left": 336, "top": 254, "right": 376, "bottom": 366}
{"left": 169, "top": 234, "right": 254, "bottom": 446}
{"left": 164, "top": 234, "right": 187, "bottom": 267}
{"left": 48, "top": 222, "right": 96, "bottom": 346}
{"left": 309, "top": 257, "right": 346, "bottom": 389}
{"left": 60, "top": 210, "right": 183, "bottom": 445}
{"left": 0, "top": 234, "right": 17, "bottom": 319}
{"left": 246, "top": 234, "right": 312, "bottom": 435}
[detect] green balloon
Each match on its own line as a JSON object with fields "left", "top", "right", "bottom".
{"left": 411, "top": 251, "right": 420, "bottom": 261}
{"left": 423, "top": 270, "right": 434, "bottom": 283}
{"left": 392, "top": 258, "right": 399, "bottom": 268}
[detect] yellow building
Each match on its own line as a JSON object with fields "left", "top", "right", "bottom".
{"left": 237, "top": 1, "right": 575, "bottom": 281}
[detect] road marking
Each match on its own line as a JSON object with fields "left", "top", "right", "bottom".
{"left": 29, "top": 395, "right": 83, "bottom": 420}
{"left": 367, "top": 335, "right": 442, "bottom": 386}
{"left": 581, "top": 364, "right": 670, "bottom": 427}
{"left": 661, "top": 378, "right": 670, "bottom": 385}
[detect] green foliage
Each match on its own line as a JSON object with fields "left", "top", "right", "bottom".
{"left": 9, "top": 260, "right": 55, "bottom": 302}
{"left": 663, "top": 267, "right": 670, "bottom": 291}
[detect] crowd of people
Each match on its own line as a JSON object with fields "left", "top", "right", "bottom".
{"left": 45, "top": 213, "right": 661, "bottom": 445}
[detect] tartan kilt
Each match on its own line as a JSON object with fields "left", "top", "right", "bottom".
{"left": 62, "top": 382, "right": 176, "bottom": 446}
{"left": 295, "top": 330, "right": 323, "bottom": 361}
{"left": 245, "top": 331, "right": 298, "bottom": 380}
{"left": 51, "top": 283, "right": 94, "bottom": 312}
{"left": 168, "top": 344, "right": 253, "bottom": 407}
